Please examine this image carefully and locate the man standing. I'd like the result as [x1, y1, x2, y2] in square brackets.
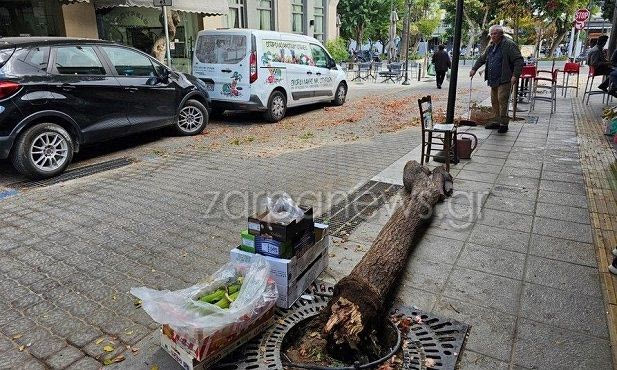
[470, 25, 523, 133]
[432, 45, 451, 89]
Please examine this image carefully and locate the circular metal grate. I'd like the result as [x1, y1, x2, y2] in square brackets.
[215, 282, 469, 370]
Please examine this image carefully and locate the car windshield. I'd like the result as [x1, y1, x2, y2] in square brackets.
[0, 47, 15, 68]
[195, 34, 247, 64]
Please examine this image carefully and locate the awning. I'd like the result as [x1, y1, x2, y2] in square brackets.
[59, 0, 90, 3]
[92, 0, 228, 15]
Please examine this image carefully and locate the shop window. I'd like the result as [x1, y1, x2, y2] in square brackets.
[314, 0, 326, 41]
[292, 0, 305, 34]
[101, 46, 156, 77]
[54, 46, 106, 75]
[226, 0, 246, 28]
[257, 0, 274, 31]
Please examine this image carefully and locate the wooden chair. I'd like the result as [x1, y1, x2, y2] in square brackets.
[418, 96, 457, 172]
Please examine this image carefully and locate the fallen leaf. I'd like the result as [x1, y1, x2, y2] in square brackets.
[425, 358, 436, 367]
[12, 334, 22, 340]
[18, 345, 25, 352]
[150, 365, 159, 370]
[125, 330, 134, 335]
[95, 338, 104, 345]
[103, 354, 126, 365]
[309, 332, 319, 338]
[134, 300, 142, 308]
[103, 345, 114, 352]
[131, 347, 139, 353]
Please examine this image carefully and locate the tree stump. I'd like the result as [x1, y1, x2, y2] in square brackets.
[321, 161, 453, 356]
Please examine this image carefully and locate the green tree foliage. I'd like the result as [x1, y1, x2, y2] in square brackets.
[325, 38, 350, 62]
[338, 0, 383, 50]
[441, 0, 500, 55]
[530, 0, 588, 56]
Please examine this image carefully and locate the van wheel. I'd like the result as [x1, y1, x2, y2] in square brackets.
[332, 83, 347, 106]
[264, 91, 286, 123]
[175, 99, 208, 136]
[11, 123, 74, 179]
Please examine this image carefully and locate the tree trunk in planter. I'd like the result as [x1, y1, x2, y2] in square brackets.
[321, 161, 453, 354]
[152, 9, 180, 62]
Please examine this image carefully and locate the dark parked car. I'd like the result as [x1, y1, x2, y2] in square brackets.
[0, 37, 210, 179]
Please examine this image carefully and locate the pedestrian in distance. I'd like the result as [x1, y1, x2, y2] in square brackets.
[469, 25, 523, 134]
[432, 44, 451, 89]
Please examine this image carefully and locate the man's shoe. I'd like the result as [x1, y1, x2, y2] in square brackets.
[599, 84, 609, 92]
[609, 89, 617, 98]
[485, 122, 500, 129]
[497, 124, 509, 133]
[609, 256, 617, 275]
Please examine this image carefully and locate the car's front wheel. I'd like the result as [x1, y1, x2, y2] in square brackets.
[11, 123, 74, 179]
[332, 83, 347, 106]
[175, 99, 208, 136]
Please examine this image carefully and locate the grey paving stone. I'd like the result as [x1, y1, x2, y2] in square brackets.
[45, 345, 84, 369]
[539, 179, 586, 195]
[457, 243, 526, 279]
[520, 283, 608, 338]
[476, 208, 533, 233]
[0, 349, 34, 368]
[65, 356, 101, 370]
[541, 170, 585, 184]
[468, 224, 529, 253]
[27, 335, 67, 360]
[411, 234, 465, 264]
[468, 156, 507, 166]
[525, 255, 602, 298]
[533, 216, 592, 243]
[462, 162, 503, 174]
[456, 170, 499, 183]
[490, 184, 538, 202]
[393, 285, 437, 312]
[425, 220, 474, 241]
[503, 159, 543, 170]
[537, 189, 588, 208]
[534, 202, 590, 224]
[346, 221, 385, 245]
[66, 324, 103, 349]
[512, 319, 612, 370]
[442, 267, 520, 314]
[494, 174, 539, 189]
[433, 297, 516, 362]
[483, 194, 536, 215]
[529, 234, 596, 267]
[475, 149, 510, 159]
[401, 258, 453, 293]
[19, 358, 47, 370]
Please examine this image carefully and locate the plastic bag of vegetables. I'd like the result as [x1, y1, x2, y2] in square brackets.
[130, 255, 277, 343]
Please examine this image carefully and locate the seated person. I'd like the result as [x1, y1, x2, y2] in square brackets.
[587, 35, 612, 92]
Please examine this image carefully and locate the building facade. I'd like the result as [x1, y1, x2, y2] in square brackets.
[1, 1, 339, 72]
[203, 0, 340, 42]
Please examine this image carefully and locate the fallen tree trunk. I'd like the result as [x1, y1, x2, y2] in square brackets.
[321, 161, 453, 355]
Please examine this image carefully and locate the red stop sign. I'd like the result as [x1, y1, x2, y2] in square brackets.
[575, 9, 590, 22]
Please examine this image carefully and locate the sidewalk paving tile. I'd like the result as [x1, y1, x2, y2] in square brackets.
[410, 234, 465, 264]
[525, 255, 602, 298]
[537, 188, 589, 208]
[433, 297, 516, 362]
[476, 208, 534, 233]
[520, 282, 608, 338]
[468, 224, 530, 253]
[512, 319, 611, 370]
[490, 184, 538, 202]
[529, 234, 596, 267]
[442, 267, 520, 314]
[457, 243, 526, 279]
[532, 216, 592, 243]
[483, 195, 536, 215]
[534, 202, 591, 224]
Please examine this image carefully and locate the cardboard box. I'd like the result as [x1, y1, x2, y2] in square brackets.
[248, 205, 314, 243]
[239, 230, 255, 253]
[275, 249, 329, 309]
[231, 224, 328, 287]
[160, 307, 274, 370]
[230, 224, 329, 309]
[254, 227, 314, 259]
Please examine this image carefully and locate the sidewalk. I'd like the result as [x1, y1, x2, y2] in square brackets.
[324, 95, 616, 368]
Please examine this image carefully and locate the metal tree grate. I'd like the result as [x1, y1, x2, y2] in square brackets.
[9, 157, 135, 189]
[215, 282, 469, 370]
[318, 180, 403, 239]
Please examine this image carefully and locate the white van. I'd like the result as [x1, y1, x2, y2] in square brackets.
[193, 29, 348, 122]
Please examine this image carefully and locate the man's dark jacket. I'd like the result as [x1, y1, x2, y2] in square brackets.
[473, 37, 524, 84]
[432, 50, 451, 72]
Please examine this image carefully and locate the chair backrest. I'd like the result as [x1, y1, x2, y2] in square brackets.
[563, 62, 580, 74]
[373, 61, 383, 70]
[418, 96, 434, 131]
[520, 65, 537, 78]
[389, 62, 403, 73]
[358, 62, 371, 71]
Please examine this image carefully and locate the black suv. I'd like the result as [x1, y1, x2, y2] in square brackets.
[0, 37, 211, 179]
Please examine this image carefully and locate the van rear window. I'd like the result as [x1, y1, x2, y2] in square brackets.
[195, 35, 247, 64]
[0, 47, 15, 68]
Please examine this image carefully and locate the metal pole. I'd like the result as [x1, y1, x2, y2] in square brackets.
[402, 0, 412, 85]
[446, 0, 463, 124]
[608, 0, 617, 57]
[163, 5, 172, 67]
